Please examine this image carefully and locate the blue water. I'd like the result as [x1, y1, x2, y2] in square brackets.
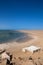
[0, 30, 32, 43]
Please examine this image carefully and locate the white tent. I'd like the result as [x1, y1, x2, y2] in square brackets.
[22, 45, 41, 53]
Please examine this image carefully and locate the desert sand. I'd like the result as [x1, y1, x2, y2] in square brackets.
[0, 30, 43, 65]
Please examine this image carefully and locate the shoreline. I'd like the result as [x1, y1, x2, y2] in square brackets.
[0, 33, 38, 50]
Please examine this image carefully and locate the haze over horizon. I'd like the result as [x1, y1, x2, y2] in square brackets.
[0, 0, 43, 30]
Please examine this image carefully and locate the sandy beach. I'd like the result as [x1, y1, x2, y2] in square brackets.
[0, 30, 43, 65]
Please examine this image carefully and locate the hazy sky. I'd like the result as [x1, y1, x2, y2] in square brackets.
[0, 0, 43, 30]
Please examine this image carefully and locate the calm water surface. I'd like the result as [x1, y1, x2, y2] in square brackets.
[0, 30, 32, 43]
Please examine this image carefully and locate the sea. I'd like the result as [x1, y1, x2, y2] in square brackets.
[0, 30, 32, 43]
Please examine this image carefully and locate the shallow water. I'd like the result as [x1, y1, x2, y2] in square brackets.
[0, 30, 32, 43]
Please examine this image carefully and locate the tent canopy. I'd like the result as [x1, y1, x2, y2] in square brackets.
[22, 45, 41, 53]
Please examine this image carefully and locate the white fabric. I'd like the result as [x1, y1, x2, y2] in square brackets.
[22, 45, 40, 53]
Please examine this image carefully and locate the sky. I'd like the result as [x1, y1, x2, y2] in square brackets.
[0, 0, 43, 30]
